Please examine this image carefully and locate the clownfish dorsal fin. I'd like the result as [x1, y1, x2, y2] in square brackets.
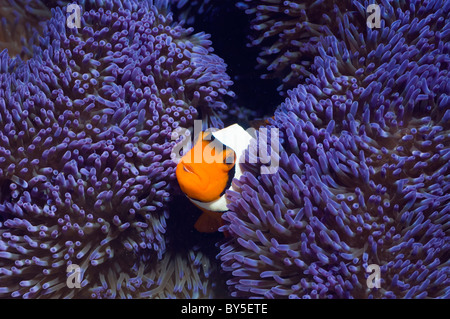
[211, 124, 253, 182]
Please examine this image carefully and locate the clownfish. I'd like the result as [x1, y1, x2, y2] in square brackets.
[176, 124, 253, 233]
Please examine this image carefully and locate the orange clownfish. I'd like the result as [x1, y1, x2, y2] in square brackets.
[176, 124, 253, 233]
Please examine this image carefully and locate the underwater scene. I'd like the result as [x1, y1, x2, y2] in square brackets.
[0, 0, 449, 300]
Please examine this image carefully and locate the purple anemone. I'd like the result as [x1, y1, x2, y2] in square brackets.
[0, 0, 58, 59]
[0, 0, 232, 298]
[219, 0, 449, 298]
[169, 0, 214, 25]
[88, 247, 217, 299]
[236, 0, 357, 93]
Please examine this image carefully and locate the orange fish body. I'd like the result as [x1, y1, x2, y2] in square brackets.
[176, 124, 253, 233]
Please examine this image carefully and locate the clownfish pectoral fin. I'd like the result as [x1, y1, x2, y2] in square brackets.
[194, 211, 224, 233]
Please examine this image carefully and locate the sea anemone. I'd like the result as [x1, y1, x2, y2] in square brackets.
[0, 0, 64, 59]
[169, 0, 214, 26]
[88, 246, 217, 299]
[237, 0, 359, 93]
[0, 0, 233, 298]
[219, 0, 449, 298]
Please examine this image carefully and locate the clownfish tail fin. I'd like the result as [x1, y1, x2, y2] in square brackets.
[194, 211, 224, 233]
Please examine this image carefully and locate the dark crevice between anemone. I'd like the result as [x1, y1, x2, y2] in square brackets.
[184, 0, 283, 120]
[0, 179, 13, 223]
[0, 178, 12, 202]
[0, 0, 63, 59]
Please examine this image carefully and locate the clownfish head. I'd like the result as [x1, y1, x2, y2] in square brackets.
[175, 124, 254, 234]
[176, 132, 236, 203]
